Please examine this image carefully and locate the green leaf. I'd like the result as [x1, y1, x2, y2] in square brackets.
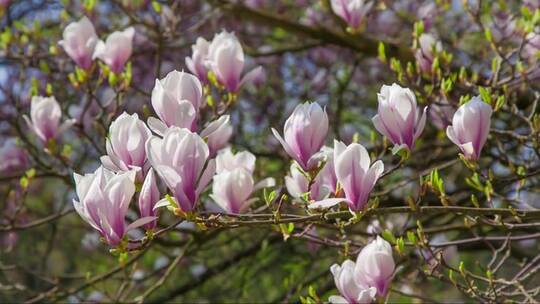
[381, 229, 396, 244]
[495, 95, 505, 111]
[151, 1, 161, 13]
[396, 237, 405, 253]
[378, 42, 386, 63]
[407, 231, 417, 245]
[478, 86, 492, 104]
[459, 261, 465, 274]
[471, 194, 480, 208]
[449, 269, 456, 284]
[522, 5, 532, 19]
[484, 28, 493, 43]
[465, 173, 484, 191]
[20, 176, 29, 190]
[414, 21, 424, 37]
[30, 77, 38, 96]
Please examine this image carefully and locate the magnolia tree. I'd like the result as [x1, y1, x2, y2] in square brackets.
[2, 0, 540, 303]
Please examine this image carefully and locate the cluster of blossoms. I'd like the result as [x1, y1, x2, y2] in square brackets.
[185, 30, 263, 92]
[60, 20, 267, 248]
[41, 10, 496, 303]
[275, 84, 491, 215]
[59, 16, 134, 73]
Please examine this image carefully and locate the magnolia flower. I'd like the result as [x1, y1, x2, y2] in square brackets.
[185, 37, 210, 84]
[138, 169, 160, 230]
[329, 260, 377, 304]
[309, 141, 383, 212]
[215, 146, 256, 174]
[206, 30, 263, 92]
[59, 16, 98, 70]
[146, 127, 215, 212]
[93, 27, 135, 73]
[319, 146, 338, 195]
[272, 102, 329, 171]
[285, 147, 337, 201]
[73, 166, 156, 246]
[148, 70, 203, 134]
[200, 115, 233, 157]
[372, 83, 427, 152]
[211, 148, 274, 213]
[330, 0, 373, 31]
[415, 33, 442, 74]
[24, 96, 75, 144]
[355, 236, 395, 296]
[446, 96, 492, 160]
[100, 112, 151, 174]
[211, 168, 255, 214]
[285, 164, 325, 200]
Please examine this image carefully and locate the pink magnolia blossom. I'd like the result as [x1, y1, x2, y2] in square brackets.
[285, 163, 323, 200]
[59, 16, 98, 70]
[272, 102, 329, 171]
[211, 148, 274, 213]
[23, 96, 75, 144]
[215, 146, 256, 174]
[329, 259, 377, 304]
[93, 27, 135, 73]
[200, 115, 233, 157]
[334, 141, 383, 211]
[330, 0, 373, 31]
[206, 30, 263, 92]
[146, 127, 215, 212]
[372, 83, 427, 152]
[309, 141, 383, 212]
[446, 96, 492, 160]
[148, 70, 203, 134]
[138, 169, 160, 230]
[415, 33, 442, 74]
[73, 166, 156, 247]
[354, 236, 395, 296]
[285, 147, 337, 201]
[100, 112, 151, 174]
[211, 168, 255, 214]
[185, 37, 210, 84]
